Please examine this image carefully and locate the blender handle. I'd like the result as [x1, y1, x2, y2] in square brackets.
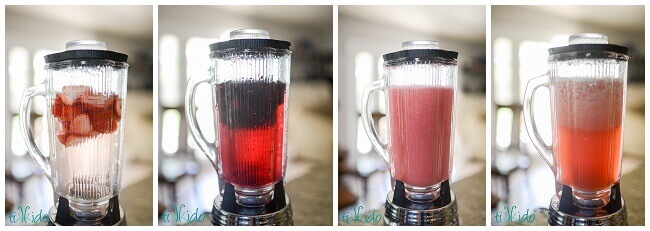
[523, 73, 555, 169]
[361, 80, 389, 167]
[185, 77, 218, 169]
[19, 83, 54, 183]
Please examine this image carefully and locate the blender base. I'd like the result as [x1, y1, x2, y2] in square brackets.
[48, 196, 125, 226]
[384, 180, 459, 226]
[210, 182, 293, 226]
[548, 195, 627, 226]
[211, 194, 293, 226]
[548, 184, 627, 226]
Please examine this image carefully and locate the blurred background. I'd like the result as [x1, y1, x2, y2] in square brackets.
[4, 5, 153, 225]
[338, 6, 486, 225]
[491, 6, 645, 225]
[157, 5, 333, 225]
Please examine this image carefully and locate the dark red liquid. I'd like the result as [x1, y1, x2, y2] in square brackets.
[215, 81, 286, 188]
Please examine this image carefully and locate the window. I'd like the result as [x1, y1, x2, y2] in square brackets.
[159, 34, 181, 107]
[495, 107, 513, 150]
[185, 37, 218, 81]
[493, 38, 513, 105]
[9, 47, 30, 114]
[354, 52, 374, 113]
[185, 37, 218, 145]
[518, 41, 550, 103]
[376, 56, 386, 114]
[32, 49, 54, 115]
[11, 116, 27, 156]
[161, 109, 182, 155]
[356, 116, 372, 154]
[518, 41, 552, 145]
[354, 52, 389, 155]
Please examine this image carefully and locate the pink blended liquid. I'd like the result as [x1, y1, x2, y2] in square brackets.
[553, 78, 624, 192]
[389, 85, 454, 187]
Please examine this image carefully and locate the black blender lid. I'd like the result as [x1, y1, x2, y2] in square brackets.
[548, 33, 628, 56]
[383, 40, 458, 62]
[45, 40, 128, 63]
[209, 29, 291, 52]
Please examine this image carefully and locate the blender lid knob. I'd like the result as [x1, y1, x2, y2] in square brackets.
[401, 40, 440, 50]
[569, 33, 608, 45]
[230, 29, 271, 40]
[65, 40, 107, 51]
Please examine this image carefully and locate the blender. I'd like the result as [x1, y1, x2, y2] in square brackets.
[19, 40, 129, 226]
[361, 40, 459, 225]
[185, 29, 293, 226]
[523, 33, 629, 226]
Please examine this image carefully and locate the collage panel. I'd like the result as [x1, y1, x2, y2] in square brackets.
[0, 1, 648, 229]
[490, 5, 645, 226]
[4, 5, 154, 226]
[157, 5, 333, 226]
[337, 5, 487, 226]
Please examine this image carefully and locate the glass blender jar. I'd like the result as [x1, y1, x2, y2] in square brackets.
[185, 29, 293, 225]
[523, 33, 628, 225]
[20, 40, 128, 225]
[361, 40, 459, 225]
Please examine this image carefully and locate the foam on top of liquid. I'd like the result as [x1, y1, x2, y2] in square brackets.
[553, 78, 624, 131]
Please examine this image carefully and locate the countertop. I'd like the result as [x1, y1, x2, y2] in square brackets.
[453, 169, 487, 225]
[339, 169, 487, 226]
[190, 163, 334, 226]
[497, 165, 645, 226]
[121, 175, 154, 226]
[5, 174, 152, 226]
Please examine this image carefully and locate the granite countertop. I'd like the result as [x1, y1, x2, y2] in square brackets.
[9, 174, 153, 226]
[501, 165, 645, 226]
[453, 169, 487, 225]
[285, 164, 334, 225]
[339, 169, 487, 226]
[191, 163, 334, 226]
[621, 165, 645, 225]
[121, 176, 153, 226]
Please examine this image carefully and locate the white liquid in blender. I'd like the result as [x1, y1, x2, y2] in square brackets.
[54, 133, 120, 202]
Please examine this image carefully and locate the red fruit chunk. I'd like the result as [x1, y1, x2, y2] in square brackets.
[81, 94, 114, 111]
[69, 114, 92, 135]
[90, 109, 117, 134]
[56, 130, 67, 145]
[113, 98, 122, 120]
[61, 103, 85, 123]
[52, 94, 65, 118]
[61, 85, 90, 105]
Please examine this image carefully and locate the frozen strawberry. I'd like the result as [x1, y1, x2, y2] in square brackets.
[60, 103, 85, 123]
[113, 98, 122, 120]
[90, 109, 116, 134]
[69, 114, 92, 135]
[61, 85, 90, 105]
[109, 119, 119, 133]
[52, 94, 65, 119]
[56, 130, 68, 145]
[81, 94, 114, 111]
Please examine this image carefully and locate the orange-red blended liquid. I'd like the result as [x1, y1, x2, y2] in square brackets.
[389, 85, 454, 187]
[553, 78, 624, 192]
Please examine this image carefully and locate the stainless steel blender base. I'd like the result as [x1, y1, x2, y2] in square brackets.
[48, 205, 126, 226]
[211, 194, 293, 226]
[548, 195, 627, 226]
[384, 190, 459, 226]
